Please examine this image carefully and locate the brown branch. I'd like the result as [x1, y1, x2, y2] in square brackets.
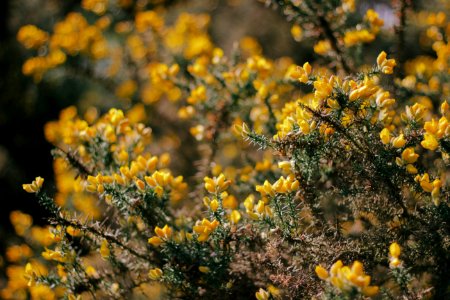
[52, 147, 94, 178]
[54, 215, 153, 262]
[300, 104, 410, 217]
[394, 0, 411, 77]
[317, 15, 352, 74]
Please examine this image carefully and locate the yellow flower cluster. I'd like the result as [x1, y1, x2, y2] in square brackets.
[255, 175, 300, 198]
[45, 107, 151, 165]
[135, 10, 164, 32]
[16, 25, 48, 49]
[365, 9, 384, 33]
[204, 173, 231, 194]
[82, 0, 108, 15]
[315, 260, 379, 297]
[164, 13, 213, 59]
[344, 29, 375, 47]
[377, 51, 397, 74]
[51, 13, 108, 58]
[42, 247, 73, 263]
[148, 225, 173, 247]
[18, 12, 110, 80]
[10, 2, 450, 299]
[415, 173, 443, 205]
[421, 115, 449, 151]
[22, 49, 66, 80]
[244, 195, 273, 221]
[1, 212, 68, 299]
[193, 218, 220, 242]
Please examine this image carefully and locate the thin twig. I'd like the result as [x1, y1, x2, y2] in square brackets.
[54, 215, 152, 262]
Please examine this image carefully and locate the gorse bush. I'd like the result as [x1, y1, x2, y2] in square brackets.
[2, 0, 450, 299]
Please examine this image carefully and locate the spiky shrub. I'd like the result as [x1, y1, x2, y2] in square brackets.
[3, 0, 449, 299]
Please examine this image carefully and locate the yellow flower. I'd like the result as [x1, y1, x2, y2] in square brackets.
[314, 40, 331, 55]
[10, 211, 33, 236]
[193, 218, 219, 242]
[24, 263, 37, 287]
[441, 101, 449, 114]
[66, 226, 81, 237]
[291, 24, 303, 41]
[115, 80, 137, 99]
[403, 103, 427, 122]
[389, 242, 401, 258]
[431, 185, 441, 205]
[135, 178, 146, 191]
[42, 248, 70, 263]
[209, 199, 219, 212]
[230, 210, 241, 224]
[424, 118, 439, 135]
[23, 176, 44, 193]
[349, 77, 378, 101]
[362, 286, 380, 297]
[148, 268, 163, 280]
[255, 288, 270, 300]
[6, 244, 33, 263]
[314, 77, 334, 100]
[199, 266, 210, 273]
[290, 62, 312, 83]
[316, 260, 378, 297]
[344, 29, 375, 47]
[100, 239, 110, 259]
[406, 164, 418, 174]
[155, 225, 173, 239]
[271, 175, 300, 194]
[315, 265, 329, 280]
[204, 174, 231, 194]
[389, 242, 402, 268]
[392, 134, 406, 148]
[86, 265, 99, 278]
[148, 236, 163, 247]
[187, 85, 207, 104]
[401, 148, 419, 164]
[377, 51, 397, 74]
[421, 133, 439, 150]
[255, 180, 275, 197]
[17, 25, 48, 49]
[222, 194, 238, 209]
[379, 128, 391, 145]
[135, 11, 164, 32]
[267, 285, 281, 298]
[375, 91, 395, 108]
[414, 173, 436, 193]
[82, 0, 108, 15]
[365, 9, 384, 29]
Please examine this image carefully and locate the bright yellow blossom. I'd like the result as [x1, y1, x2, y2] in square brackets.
[380, 128, 391, 145]
[290, 24, 303, 41]
[192, 218, 219, 242]
[421, 133, 439, 150]
[148, 268, 163, 280]
[290, 62, 312, 83]
[377, 51, 396, 74]
[401, 147, 419, 164]
[22, 177, 44, 193]
[389, 242, 402, 268]
[392, 134, 406, 148]
[316, 260, 379, 297]
[204, 173, 231, 194]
